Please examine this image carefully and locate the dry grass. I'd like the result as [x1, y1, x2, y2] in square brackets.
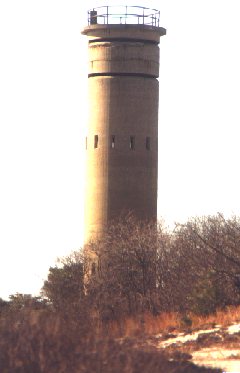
[1, 304, 239, 372]
[107, 306, 240, 338]
[108, 312, 181, 338]
[0, 309, 220, 373]
[143, 312, 181, 334]
[190, 305, 240, 329]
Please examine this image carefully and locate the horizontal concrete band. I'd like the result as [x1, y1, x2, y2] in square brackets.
[81, 25, 166, 44]
[89, 38, 159, 45]
[88, 72, 157, 79]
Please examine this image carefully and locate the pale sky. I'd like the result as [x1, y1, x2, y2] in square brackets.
[1, 0, 240, 299]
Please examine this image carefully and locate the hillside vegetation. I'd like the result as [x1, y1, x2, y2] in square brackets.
[1, 213, 240, 372]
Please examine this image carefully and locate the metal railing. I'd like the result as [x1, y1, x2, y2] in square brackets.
[87, 6, 160, 27]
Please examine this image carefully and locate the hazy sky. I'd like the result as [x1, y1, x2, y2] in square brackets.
[1, 0, 240, 299]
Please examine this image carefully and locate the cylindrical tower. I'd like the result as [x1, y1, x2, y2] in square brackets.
[82, 6, 166, 243]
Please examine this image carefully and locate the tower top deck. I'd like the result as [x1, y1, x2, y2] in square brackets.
[86, 5, 161, 27]
[81, 6, 166, 42]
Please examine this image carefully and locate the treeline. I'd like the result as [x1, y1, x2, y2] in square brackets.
[43, 213, 240, 320]
[2, 213, 240, 320]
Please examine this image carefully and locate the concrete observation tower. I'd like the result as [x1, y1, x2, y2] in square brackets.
[82, 6, 166, 243]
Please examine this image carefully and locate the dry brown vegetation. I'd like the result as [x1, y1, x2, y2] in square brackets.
[0, 308, 221, 373]
[2, 213, 240, 372]
[107, 305, 240, 339]
[190, 305, 240, 329]
[83, 213, 240, 321]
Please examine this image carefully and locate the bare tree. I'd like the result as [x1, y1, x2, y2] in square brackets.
[170, 214, 240, 313]
[85, 214, 161, 320]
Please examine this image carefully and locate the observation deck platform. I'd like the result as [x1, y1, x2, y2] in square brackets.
[81, 6, 166, 42]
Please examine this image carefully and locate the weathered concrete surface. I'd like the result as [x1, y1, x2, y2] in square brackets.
[88, 41, 160, 77]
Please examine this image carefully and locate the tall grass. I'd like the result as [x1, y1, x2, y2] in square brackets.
[0, 308, 220, 373]
[107, 312, 181, 338]
[106, 306, 240, 338]
[190, 305, 240, 328]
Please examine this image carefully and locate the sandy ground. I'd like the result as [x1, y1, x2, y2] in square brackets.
[145, 323, 240, 372]
[158, 327, 220, 348]
[192, 347, 240, 372]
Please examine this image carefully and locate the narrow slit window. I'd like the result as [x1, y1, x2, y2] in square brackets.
[94, 135, 98, 149]
[85, 137, 88, 150]
[91, 262, 96, 275]
[130, 136, 135, 150]
[146, 136, 151, 150]
[111, 135, 115, 149]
